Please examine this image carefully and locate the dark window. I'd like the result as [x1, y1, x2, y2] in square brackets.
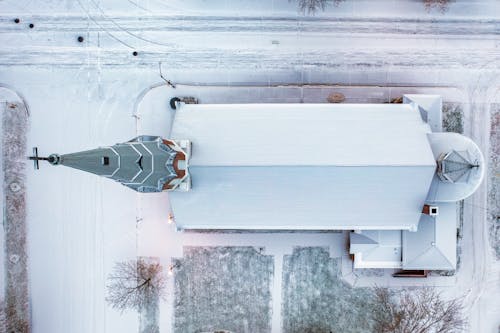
[102, 156, 109, 165]
[431, 208, 437, 214]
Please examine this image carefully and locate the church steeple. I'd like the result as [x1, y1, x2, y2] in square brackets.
[31, 136, 190, 192]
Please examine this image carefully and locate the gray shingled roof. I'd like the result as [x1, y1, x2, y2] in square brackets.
[56, 136, 183, 192]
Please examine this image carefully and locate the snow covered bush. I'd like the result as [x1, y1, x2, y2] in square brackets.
[423, 0, 453, 12]
[442, 103, 464, 133]
[371, 287, 467, 333]
[292, 0, 452, 13]
[291, 0, 343, 15]
[106, 259, 165, 313]
[0, 300, 5, 333]
[489, 105, 500, 259]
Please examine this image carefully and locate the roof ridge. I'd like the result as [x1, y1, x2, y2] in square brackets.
[405, 244, 453, 269]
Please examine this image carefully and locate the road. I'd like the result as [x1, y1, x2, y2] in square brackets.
[459, 80, 499, 333]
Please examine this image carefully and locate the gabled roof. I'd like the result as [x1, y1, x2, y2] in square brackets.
[171, 103, 436, 167]
[170, 165, 435, 231]
[170, 102, 436, 231]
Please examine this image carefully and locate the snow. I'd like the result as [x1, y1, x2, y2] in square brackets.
[282, 247, 374, 333]
[171, 165, 435, 231]
[350, 231, 403, 269]
[169, 101, 438, 231]
[173, 247, 273, 333]
[0, 0, 499, 332]
[172, 103, 435, 166]
[403, 203, 457, 270]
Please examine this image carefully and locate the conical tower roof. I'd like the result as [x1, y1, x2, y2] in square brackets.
[49, 136, 190, 192]
[438, 150, 479, 183]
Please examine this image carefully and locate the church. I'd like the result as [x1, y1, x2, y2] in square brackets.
[35, 95, 484, 272]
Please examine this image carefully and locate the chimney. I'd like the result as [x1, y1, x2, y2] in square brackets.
[422, 204, 439, 216]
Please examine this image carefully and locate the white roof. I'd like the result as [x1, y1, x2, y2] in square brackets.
[171, 103, 436, 167]
[349, 232, 379, 253]
[403, 203, 457, 270]
[403, 95, 443, 133]
[169, 102, 437, 230]
[170, 165, 435, 230]
[350, 230, 402, 269]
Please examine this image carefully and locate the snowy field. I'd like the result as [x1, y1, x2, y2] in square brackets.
[174, 247, 273, 332]
[1, 0, 499, 332]
[282, 247, 373, 333]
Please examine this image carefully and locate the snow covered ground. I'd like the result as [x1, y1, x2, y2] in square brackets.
[1, 0, 499, 332]
[173, 247, 273, 332]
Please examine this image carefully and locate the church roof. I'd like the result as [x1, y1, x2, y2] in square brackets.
[56, 136, 190, 192]
[402, 203, 457, 270]
[426, 132, 485, 203]
[171, 103, 436, 167]
[438, 150, 478, 183]
[170, 165, 434, 230]
[169, 102, 436, 231]
[350, 230, 402, 264]
[349, 232, 379, 253]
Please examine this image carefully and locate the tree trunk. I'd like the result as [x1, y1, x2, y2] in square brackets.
[138, 257, 160, 333]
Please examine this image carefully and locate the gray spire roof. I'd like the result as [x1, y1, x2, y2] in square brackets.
[437, 150, 479, 183]
[51, 135, 190, 192]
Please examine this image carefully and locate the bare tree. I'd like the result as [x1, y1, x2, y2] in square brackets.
[423, 0, 453, 12]
[291, 0, 343, 15]
[106, 259, 166, 312]
[371, 287, 467, 333]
